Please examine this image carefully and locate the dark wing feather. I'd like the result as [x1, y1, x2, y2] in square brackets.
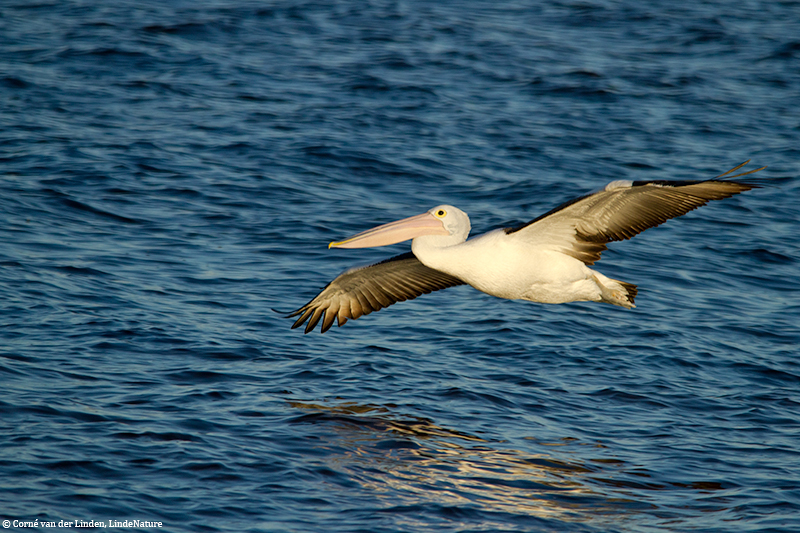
[506, 161, 764, 265]
[285, 252, 464, 333]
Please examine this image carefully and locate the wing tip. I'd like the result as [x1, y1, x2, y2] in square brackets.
[631, 160, 766, 189]
[714, 159, 767, 180]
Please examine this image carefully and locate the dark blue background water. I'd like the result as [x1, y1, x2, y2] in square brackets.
[1, 1, 799, 531]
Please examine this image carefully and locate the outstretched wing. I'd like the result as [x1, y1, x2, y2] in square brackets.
[506, 161, 764, 265]
[284, 252, 465, 333]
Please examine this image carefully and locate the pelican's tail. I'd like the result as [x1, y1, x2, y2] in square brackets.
[593, 273, 637, 309]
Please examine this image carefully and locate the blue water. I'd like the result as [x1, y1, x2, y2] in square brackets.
[1, 1, 799, 531]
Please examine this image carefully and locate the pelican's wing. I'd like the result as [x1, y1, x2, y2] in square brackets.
[506, 161, 764, 265]
[284, 252, 465, 333]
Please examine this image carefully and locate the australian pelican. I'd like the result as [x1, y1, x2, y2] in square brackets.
[284, 161, 764, 333]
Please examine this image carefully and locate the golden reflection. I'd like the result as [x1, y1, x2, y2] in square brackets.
[288, 400, 632, 525]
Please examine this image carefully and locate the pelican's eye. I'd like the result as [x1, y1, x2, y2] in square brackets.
[435, 209, 447, 218]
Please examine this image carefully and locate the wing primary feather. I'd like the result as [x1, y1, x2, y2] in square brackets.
[359, 286, 381, 310]
[724, 166, 767, 180]
[321, 310, 336, 333]
[304, 308, 325, 334]
[349, 297, 364, 320]
[354, 292, 372, 316]
[291, 308, 314, 330]
[713, 160, 766, 179]
[715, 160, 751, 178]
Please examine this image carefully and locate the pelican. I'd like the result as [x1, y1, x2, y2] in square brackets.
[285, 161, 764, 333]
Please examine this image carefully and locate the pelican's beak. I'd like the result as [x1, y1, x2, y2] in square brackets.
[329, 212, 449, 249]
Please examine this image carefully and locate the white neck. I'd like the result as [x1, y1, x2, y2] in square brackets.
[411, 234, 471, 276]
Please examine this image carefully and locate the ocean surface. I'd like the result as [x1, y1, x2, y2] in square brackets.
[1, 1, 799, 531]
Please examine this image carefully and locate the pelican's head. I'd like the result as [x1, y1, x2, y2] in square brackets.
[329, 204, 470, 249]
